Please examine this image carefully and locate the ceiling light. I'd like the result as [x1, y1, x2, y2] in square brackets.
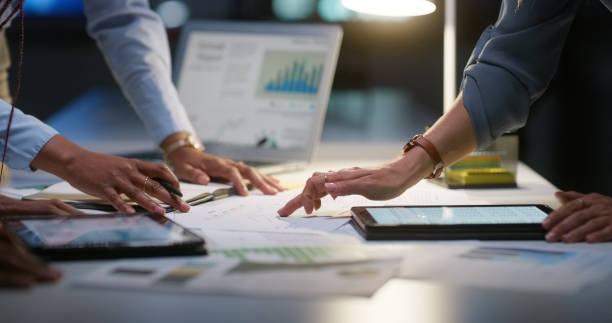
[341, 0, 436, 17]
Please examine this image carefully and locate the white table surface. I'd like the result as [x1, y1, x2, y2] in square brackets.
[2, 143, 612, 323]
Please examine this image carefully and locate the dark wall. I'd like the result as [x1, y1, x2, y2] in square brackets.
[519, 0, 612, 195]
[6, 0, 446, 121]
[6, 19, 115, 120]
[454, 0, 612, 195]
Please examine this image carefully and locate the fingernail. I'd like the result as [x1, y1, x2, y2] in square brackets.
[324, 183, 337, 192]
[40, 266, 62, 280]
[545, 232, 556, 242]
[541, 219, 550, 228]
[197, 175, 208, 184]
[126, 206, 136, 213]
[155, 206, 165, 214]
[181, 202, 191, 212]
[48, 266, 63, 279]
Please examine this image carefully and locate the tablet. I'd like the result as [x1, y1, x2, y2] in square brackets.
[2, 213, 206, 260]
[351, 205, 552, 240]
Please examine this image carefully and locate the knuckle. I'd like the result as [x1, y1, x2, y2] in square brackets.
[119, 162, 135, 173]
[585, 193, 601, 202]
[230, 166, 241, 177]
[126, 186, 140, 198]
[305, 177, 314, 186]
[102, 187, 117, 198]
[302, 191, 313, 200]
[110, 169, 123, 178]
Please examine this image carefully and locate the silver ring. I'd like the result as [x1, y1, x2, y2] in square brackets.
[143, 176, 150, 194]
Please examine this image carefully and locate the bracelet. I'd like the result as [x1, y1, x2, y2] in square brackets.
[402, 134, 444, 179]
[162, 134, 204, 157]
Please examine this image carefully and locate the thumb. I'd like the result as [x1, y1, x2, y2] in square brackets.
[555, 191, 584, 204]
[324, 179, 367, 198]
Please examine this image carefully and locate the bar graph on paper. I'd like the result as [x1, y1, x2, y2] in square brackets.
[256, 50, 326, 100]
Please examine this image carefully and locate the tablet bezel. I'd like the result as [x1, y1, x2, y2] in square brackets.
[1, 213, 207, 261]
[351, 205, 552, 240]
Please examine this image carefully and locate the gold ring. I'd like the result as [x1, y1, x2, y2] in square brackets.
[143, 176, 150, 194]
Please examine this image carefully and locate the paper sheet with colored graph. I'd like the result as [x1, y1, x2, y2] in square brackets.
[398, 244, 612, 294]
[75, 245, 408, 298]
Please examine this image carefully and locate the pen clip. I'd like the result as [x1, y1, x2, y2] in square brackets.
[188, 193, 214, 206]
[166, 182, 254, 211]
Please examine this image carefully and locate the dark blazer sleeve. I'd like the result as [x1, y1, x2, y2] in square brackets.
[460, 0, 583, 149]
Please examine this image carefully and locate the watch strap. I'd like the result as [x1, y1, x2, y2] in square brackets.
[403, 135, 444, 179]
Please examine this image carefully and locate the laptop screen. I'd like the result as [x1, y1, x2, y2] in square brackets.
[175, 23, 341, 162]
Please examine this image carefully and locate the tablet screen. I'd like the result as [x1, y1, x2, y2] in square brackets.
[366, 206, 548, 225]
[7, 213, 197, 248]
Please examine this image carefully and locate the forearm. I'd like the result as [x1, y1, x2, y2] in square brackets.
[424, 93, 477, 166]
[29, 135, 86, 179]
[31, 134, 191, 214]
[459, 0, 580, 148]
[83, 0, 195, 145]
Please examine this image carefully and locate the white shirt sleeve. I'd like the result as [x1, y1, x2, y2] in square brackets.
[0, 101, 58, 170]
[83, 0, 195, 145]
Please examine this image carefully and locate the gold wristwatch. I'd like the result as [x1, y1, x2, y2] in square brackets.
[162, 134, 204, 157]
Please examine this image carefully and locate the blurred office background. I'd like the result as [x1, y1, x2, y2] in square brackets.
[6, 0, 612, 194]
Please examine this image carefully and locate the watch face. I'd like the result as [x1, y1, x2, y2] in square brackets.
[187, 135, 204, 151]
[402, 142, 413, 154]
[402, 135, 422, 154]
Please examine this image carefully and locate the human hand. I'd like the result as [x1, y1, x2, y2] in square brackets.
[542, 191, 612, 243]
[0, 194, 83, 216]
[278, 150, 433, 217]
[0, 226, 62, 288]
[165, 148, 284, 196]
[61, 152, 191, 214]
[31, 135, 190, 214]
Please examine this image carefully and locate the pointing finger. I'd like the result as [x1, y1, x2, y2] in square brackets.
[277, 194, 304, 217]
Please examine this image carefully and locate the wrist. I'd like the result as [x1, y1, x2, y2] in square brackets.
[394, 147, 435, 189]
[402, 134, 444, 179]
[160, 132, 204, 158]
[30, 135, 86, 178]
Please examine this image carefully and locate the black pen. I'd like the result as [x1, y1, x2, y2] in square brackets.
[153, 177, 183, 197]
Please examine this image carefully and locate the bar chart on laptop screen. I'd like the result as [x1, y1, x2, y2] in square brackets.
[256, 51, 326, 100]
